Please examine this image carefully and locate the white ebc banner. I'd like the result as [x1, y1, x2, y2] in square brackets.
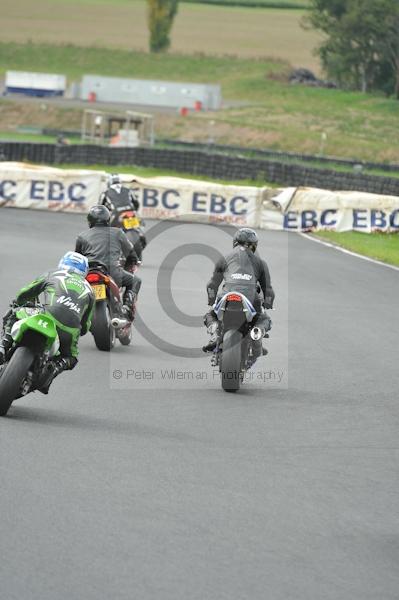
[0, 164, 263, 227]
[261, 187, 399, 232]
[3, 163, 398, 232]
[122, 174, 263, 227]
[0, 162, 105, 211]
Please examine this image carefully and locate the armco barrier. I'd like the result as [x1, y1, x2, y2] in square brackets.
[1, 141, 399, 196]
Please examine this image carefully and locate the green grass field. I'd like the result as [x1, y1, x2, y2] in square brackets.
[0, 42, 286, 84]
[1, 0, 399, 162]
[1, 41, 399, 162]
[0, 131, 78, 144]
[55, 163, 271, 187]
[314, 231, 399, 266]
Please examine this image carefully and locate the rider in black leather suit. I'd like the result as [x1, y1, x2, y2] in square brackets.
[75, 205, 141, 320]
[203, 228, 274, 353]
[99, 174, 140, 222]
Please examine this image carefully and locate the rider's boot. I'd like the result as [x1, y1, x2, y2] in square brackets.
[262, 318, 272, 355]
[257, 314, 272, 358]
[0, 333, 13, 365]
[202, 321, 219, 353]
[123, 290, 137, 322]
[258, 330, 270, 357]
[37, 357, 77, 395]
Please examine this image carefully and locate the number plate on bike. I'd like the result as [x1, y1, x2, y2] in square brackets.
[123, 216, 140, 229]
[92, 284, 106, 300]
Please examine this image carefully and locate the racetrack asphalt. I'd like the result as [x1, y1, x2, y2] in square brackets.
[0, 208, 398, 600]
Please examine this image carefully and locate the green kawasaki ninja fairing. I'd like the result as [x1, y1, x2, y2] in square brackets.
[0, 305, 59, 416]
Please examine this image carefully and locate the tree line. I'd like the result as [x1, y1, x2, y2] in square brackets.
[305, 0, 399, 98]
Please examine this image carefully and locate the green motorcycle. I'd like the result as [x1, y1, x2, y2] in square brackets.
[0, 304, 59, 416]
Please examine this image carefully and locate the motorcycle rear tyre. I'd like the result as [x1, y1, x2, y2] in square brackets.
[91, 301, 115, 352]
[221, 330, 242, 393]
[0, 347, 35, 416]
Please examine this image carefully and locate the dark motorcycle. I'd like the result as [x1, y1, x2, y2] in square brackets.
[210, 292, 266, 393]
[86, 261, 132, 351]
[111, 208, 147, 261]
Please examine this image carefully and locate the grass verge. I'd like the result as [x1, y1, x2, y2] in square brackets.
[0, 132, 82, 144]
[313, 231, 399, 267]
[54, 163, 272, 187]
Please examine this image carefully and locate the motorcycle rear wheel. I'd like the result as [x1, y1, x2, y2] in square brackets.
[0, 347, 35, 416]
[126, 229, 143, 261]
[221, 330, 242, 393]
[91, 301, 115, 352]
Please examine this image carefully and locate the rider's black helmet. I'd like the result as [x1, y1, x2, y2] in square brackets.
[233, 228, 259, 253]
[87, 205, 110, 228]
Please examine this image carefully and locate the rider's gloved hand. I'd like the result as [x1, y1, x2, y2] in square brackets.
[263, 297, 274, 310]
[3, 301, 18, 325]
[207, 287, 216, 306]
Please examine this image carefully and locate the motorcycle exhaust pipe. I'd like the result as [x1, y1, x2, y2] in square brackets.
[250, 326, 264, 341]
[111, 317, 130, 329]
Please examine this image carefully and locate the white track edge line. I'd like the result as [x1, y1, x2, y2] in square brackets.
[299, 232, 399, 273]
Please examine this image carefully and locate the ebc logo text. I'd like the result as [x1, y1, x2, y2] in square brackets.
[141, 188, 249, 216]
[0, 180, 17, 201]
[30, 180, 87, 202]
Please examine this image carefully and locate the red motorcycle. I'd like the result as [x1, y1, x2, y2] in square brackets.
[86, 261, 132, 351]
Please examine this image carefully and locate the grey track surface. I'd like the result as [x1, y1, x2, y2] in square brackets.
[0, 208, 398, 600]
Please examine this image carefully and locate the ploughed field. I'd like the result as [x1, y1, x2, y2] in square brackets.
[1, 0, 319, 68]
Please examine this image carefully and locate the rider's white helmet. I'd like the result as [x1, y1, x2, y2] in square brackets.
[58, 252, 89, 277]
